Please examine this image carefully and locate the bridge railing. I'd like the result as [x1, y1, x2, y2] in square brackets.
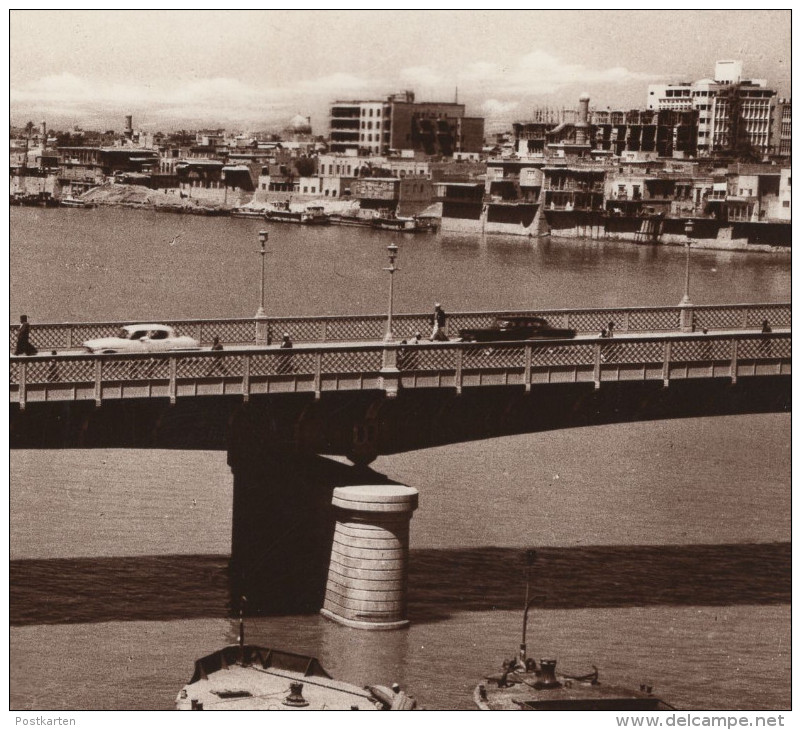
[8, 302, 791, 352]
[10, 332, 791, 408]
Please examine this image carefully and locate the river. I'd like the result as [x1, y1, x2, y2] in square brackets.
[9, 207, 791, 710]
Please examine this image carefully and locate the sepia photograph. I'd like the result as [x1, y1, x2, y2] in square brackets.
[9, 9, 791, 717]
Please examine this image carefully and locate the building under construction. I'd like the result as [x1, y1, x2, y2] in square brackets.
[513, 94, 698, 158]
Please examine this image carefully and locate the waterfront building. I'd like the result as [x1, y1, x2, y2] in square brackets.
[771, 99, 791, 158]
[329, 90, 484, 156]
[350, 176, 433, 216]
[724, 163, 790, 222]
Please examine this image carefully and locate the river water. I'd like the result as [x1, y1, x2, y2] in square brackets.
[9, 207, 791, 710]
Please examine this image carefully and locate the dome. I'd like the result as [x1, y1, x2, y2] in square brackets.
[288, 113, 312, 132]
[579, 92, 591, 102]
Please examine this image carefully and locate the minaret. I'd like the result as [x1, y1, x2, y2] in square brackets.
[576, 92, 590, 146]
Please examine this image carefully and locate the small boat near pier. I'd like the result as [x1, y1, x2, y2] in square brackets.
[474, 551, 674, 711]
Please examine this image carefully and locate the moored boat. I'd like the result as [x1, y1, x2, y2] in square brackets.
[300, 205, 330, 225]
[328, 213, 374, 227]
[177, 607, 417, 710]
[264, 202, 302, 223]
[474, 551, 674, 711]
[177, 644, 418, 710]
[372, 214, 425, 232]
[60, 196, 95, 208]
[231, 207, 267, 219]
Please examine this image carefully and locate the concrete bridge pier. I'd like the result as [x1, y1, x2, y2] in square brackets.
[321, 485, 419, 630]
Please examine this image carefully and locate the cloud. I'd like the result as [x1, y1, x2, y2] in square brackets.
[297, 72, 380, 94]
[10, 71, 380, 128]
[399, 66, 444, 87]
[482, 99, 519, 116]
[462, 49, 658, 96]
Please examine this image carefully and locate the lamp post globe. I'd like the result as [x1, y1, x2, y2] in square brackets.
[680, 220, 693, 306]
[384, 243, 400, 342]
[256, 230, 268, 318]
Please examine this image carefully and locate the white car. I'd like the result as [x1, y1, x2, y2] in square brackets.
[83, 324, 201, 354]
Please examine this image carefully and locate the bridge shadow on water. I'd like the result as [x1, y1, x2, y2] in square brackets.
[9, 542, 790, 627]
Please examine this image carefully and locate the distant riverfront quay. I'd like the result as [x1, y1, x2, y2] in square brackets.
[10, 206, 790, 710]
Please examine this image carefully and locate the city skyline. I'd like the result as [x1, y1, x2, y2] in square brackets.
[11, 10, 791, 133]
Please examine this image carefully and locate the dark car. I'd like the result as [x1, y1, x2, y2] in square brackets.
[459, 316, 577, 343]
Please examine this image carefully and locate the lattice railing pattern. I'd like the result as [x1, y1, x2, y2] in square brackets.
[628, 309, 680, 331]
[8, 303, 790, 352]
[409, 346, 459, 371]
[737, 336, 791, 360]
[9, 333, 792, 392]
[531, 343, 595, 366]
[320, 318, 386, 342]
[566, 311, 621, 333]
[176, 355, 244, 379]
[599, 340, 664, 364]
[462, 345, 525, 369]
[103, 357, 170, 381]
[247, 351, 316, 376]
[321, 349, 383, 373]
[195, 321, 257, 344]
[744, 305, 791, 328]
[694, 308, 745, 330]
[25, 358, 95, 383]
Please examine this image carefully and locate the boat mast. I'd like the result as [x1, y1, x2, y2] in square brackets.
[520, 550, 537, 664]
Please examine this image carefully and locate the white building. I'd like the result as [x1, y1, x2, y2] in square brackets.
[647, 62, 777, 157]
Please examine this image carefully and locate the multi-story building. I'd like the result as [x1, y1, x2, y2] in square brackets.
[329, 91, 484, 156]
[647, 61, 777, 158]
[514, 94, 697, 158]
[771, 98, 791, 157]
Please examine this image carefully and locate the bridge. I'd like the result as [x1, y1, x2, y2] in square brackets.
[10, 302, 791, 620]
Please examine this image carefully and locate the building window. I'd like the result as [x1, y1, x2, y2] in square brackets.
[369, 109, 373, 117]
[783, 200, 789, 207]
[303, 186, 308, 193]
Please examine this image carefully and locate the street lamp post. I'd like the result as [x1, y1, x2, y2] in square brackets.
[255, 230, 269, 343]
[679, 219, 694, 332]
[383, 243, 399, 343]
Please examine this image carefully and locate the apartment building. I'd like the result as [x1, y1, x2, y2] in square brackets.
[647, 61, 777, 157]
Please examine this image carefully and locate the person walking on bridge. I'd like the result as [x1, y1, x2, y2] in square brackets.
[277, 333, 294, 374]
[431, 303, 448, 341]
[206, 336, 229, 376]
[14, 314, 37, 356]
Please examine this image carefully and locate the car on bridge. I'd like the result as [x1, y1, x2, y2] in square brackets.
[83, 324, 201, 354]
[458, 316, 577, 343]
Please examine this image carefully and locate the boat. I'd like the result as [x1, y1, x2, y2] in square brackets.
[264, 202, 302, 224]
[371, 209, 429, 232]
[231, 207, 267, 219]
[300, 205, 330, 225]
[60, 196, 95, 209]
[176, 614, 417, 710]
[328, 213, 374, 228]
[474, 551, 674, 711]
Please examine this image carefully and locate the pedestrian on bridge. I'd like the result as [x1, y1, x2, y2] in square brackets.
[277, 333, 294, 374]
[206, 336, 229, 376]
[431, 303, 448, 341]
[14, 314, 37, 356]
[760, 319, 773, 357]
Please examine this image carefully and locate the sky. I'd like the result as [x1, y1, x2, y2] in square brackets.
[9, 10, 792, 134]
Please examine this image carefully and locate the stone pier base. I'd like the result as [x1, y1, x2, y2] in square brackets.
[321, 485, 418, 630]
